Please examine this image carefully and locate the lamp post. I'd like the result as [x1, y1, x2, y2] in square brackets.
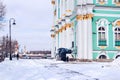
[9, 18, 16, 60]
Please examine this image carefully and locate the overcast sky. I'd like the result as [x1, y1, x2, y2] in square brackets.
[1, 0, 53, 51]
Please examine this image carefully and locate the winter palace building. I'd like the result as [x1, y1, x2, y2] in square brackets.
[51, 0, 120, 60]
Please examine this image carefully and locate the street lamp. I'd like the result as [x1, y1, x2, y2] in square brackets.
[9, 18, 16, 60]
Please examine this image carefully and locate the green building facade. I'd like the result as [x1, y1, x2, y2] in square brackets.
[51, 0, 120, 60]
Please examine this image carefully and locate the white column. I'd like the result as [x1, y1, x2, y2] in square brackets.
[87, 18, 92, 60]
[62, 0, 66, 16]
[66, 27, 72, 49]
[70, 0, 74, 12]
[55, 33, 59, 53]
[66, 0, 72, 16]
[83, 0, 87, 5]
[59, 31, 61, 48]
[77, 0, 83, 5]
[62, 30, 65, 47]
[66, 0, 69, 10]
[61, 21, 65, 48]
[83, 19, 88, 59]
[51, 37, 55, 58]
[69, 28, 73, 48]
[60, 0, 62, 18]
[59, 23, 63, 48]
[56, 0, 58, 19]
[87, 4, 94, 60]
[60, 32, 63, 47]
[61, 0, 63, 18]
[66, 28, 69, 48]
[61, 29, 66, 48]
[80, 5, 89, 60]
[51, 1, 56, 58]
[71, 27, 74, 47]
[77, 20, 83, 59]
[64, 29, 67, 48]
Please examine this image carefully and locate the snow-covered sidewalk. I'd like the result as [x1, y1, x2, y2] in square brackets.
[0, 58, 120, 80]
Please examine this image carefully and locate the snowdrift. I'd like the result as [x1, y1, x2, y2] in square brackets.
[111, 57, 120, 67]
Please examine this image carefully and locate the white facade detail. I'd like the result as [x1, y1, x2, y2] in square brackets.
[51, 0, 101, 60]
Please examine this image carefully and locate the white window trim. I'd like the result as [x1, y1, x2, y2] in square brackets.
[113, 26, 120, 47]
[97, 51, 109, 59]
[98, 27, 106, 40]
[112, 19, 120, 47]
[96, 18, 110, 47]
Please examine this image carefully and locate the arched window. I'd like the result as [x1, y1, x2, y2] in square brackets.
[115, 27, 120, 40]
[116, 55, 120, 59]
[114, 27, 120, 46]
[99, 55, 107, 59]
[113, 0, 120, 6]
[98, 27, 106, 40]
[98, 27, 107, 46]
[114, 0, 120, 3]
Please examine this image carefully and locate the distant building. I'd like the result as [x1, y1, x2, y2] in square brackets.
[26, 51, 51, 59]
[51, 0, 120, 60]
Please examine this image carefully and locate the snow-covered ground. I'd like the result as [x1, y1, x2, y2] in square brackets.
[0, 58, 120, 80]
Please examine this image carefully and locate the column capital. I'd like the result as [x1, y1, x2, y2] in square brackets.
[76, 15, 83, 20]
[51, 0, 55, 5]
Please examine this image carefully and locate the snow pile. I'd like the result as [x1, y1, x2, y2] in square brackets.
[0, 59, 120, 80]
[111, 57, 120, 67]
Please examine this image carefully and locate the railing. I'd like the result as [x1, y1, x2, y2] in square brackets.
[98, 40, 107, 46]
[115, 40, 120, 46]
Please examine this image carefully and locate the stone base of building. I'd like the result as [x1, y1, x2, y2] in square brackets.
[93, 59, 114, 62]
[70, 59, 113, 62]
[75, 59, 93, 62]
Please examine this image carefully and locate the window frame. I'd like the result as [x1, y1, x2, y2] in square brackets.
[114, 27, 120, 46]
[96, 18, 109, 47]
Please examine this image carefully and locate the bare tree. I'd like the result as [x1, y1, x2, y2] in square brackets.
[0, 0, 6, 28]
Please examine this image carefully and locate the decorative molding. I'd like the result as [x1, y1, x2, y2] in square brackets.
[58, 28, 62, 32]
[99, 46, 107, 49]
[51, 34, 55, 38]
[65, 23, 71, 28]
[76, 14, 94, 21]
[96, 0, 108, 5]
[116, 46, 120, 50]
[54, 10, 56, 16]
[87, 14, 94, 19]
[71, 22, 74, 27]
[96, 18, 110, 47]
[99, 1, 105, 5]
[62, 26, 66, 31]
[66, 10, 72, 12]
[62, 14, 66, 17]
[116, 21, 120, 26]
[76, 15, 83, 20]
[112, 19, 120, 27]
[115, 2, 120, 6]
[83, 15, 87, 20]
[96, 51, 109, 59]
[51, 0, 55, 5]
[96, 18, 110, 27]
[55, 31, 59, 34]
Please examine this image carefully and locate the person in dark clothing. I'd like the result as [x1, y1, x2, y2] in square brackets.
[16, 53, 19, 60]
[66, 56, 69, 62]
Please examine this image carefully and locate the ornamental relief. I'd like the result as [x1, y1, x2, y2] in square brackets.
[96, 18, 110, 27]
[96, 0, 108, 5]
[112, 19, 120, 27]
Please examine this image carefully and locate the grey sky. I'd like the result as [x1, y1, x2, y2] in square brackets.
[1, 0, 53, 51]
